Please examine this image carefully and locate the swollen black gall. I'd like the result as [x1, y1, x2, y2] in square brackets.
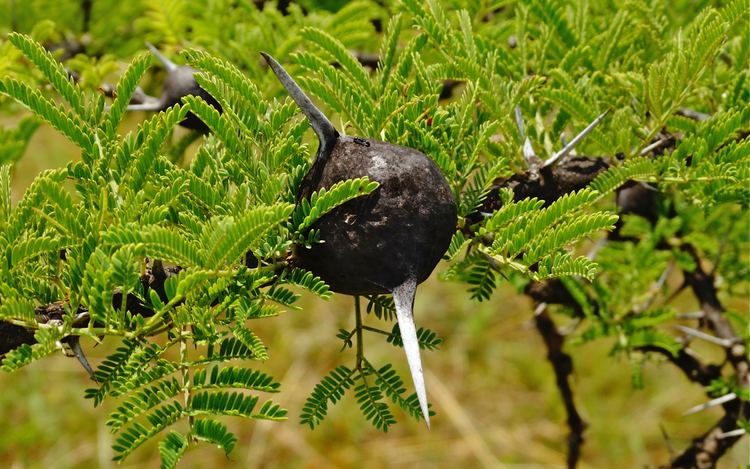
[262, 52, 457, 428]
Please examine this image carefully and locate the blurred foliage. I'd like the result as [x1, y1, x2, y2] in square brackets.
[0, 0, 748, 467]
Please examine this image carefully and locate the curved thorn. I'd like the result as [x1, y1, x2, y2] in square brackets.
[146, 41, 178, 72]
[392, 278, 430, 429]
[260, 52, 337, 161]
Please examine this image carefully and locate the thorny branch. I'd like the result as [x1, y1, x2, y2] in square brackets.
[0, 261, 181, 356]
[485, 132, 748, 468]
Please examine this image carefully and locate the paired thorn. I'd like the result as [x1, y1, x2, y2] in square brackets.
[514, 106, 609, 171]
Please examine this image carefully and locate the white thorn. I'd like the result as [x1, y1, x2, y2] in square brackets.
[392, 278, 430, 429]
[515, 106, 538, 161]
[543, 108, 611, 168]
[639, 138, 666, 156]
[675, 325, 734, 348]
[522, 137, 537, 160]
[126, 102, 163, 112]
[683, 392, 737, 416]
[514, 106, 525, 138]
[716, 428, 746, 439]
[676, 311, 704, 319]
[638, 181, 660, 192]
[146, 42, 178, 72]
[586, 237, 607, 261]
[533, 302, 547, 316]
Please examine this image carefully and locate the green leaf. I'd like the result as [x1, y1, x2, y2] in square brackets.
[189, 391, 259, 418]
[387, 324, 444, 350]
[158, 431, 188, 469]
[112, 401, 184, 462]
[627, 329, 682, 357]
[192, 366, 280, 393]
[106, 378, 182, 432]
[2, 327, 63, 372]
[281, 268, 331, 299]
[202, 204, 293, 269]
[291, 177, 379, 233]
[231, 326, 269, 361]
[0, 297, 36, 323]
[354, 379, 396, 432]
[101, 225, 204, 267]
[104, 52, 152, 135]
[10, 237, 60, 268]
[300, 365, 355, 429]
[368, 361, 425, 422]
[191, 419, 237, 455]
[8, 33, 89, 119]
[0, 78, 93, 152]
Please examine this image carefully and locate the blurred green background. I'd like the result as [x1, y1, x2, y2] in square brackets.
[0, 125, 746, 467]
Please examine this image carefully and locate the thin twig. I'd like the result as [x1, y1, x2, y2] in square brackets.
[354, 295, 363, 371]
[660, 424, 675, 460]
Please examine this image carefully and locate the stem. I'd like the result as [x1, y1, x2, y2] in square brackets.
[180, 326, 193, 438]
[362, 325, 392, 336]
[354, 295, 363, 371]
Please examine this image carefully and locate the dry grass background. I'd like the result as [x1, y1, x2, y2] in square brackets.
[0, 121, 747, 468]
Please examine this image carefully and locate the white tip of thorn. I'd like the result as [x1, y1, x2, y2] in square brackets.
[392, 278, 431, 429]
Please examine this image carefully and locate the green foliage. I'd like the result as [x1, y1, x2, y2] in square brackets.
[300, 365, 355, 429]
[0, 77, 93, 151]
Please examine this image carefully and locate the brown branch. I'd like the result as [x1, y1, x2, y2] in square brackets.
[534, 304, 586, 469]
[681, 244, 749, 385]
[636, 345, 722, 387]
[504, 151, 747, 468]
[465, 155, 610, 226]
[0, 262, 181, 356]
[662, 245, 750, 468]
[81, 0, 93, 33]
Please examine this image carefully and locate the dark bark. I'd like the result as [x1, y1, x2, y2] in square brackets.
[534, 306, 587, 469]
